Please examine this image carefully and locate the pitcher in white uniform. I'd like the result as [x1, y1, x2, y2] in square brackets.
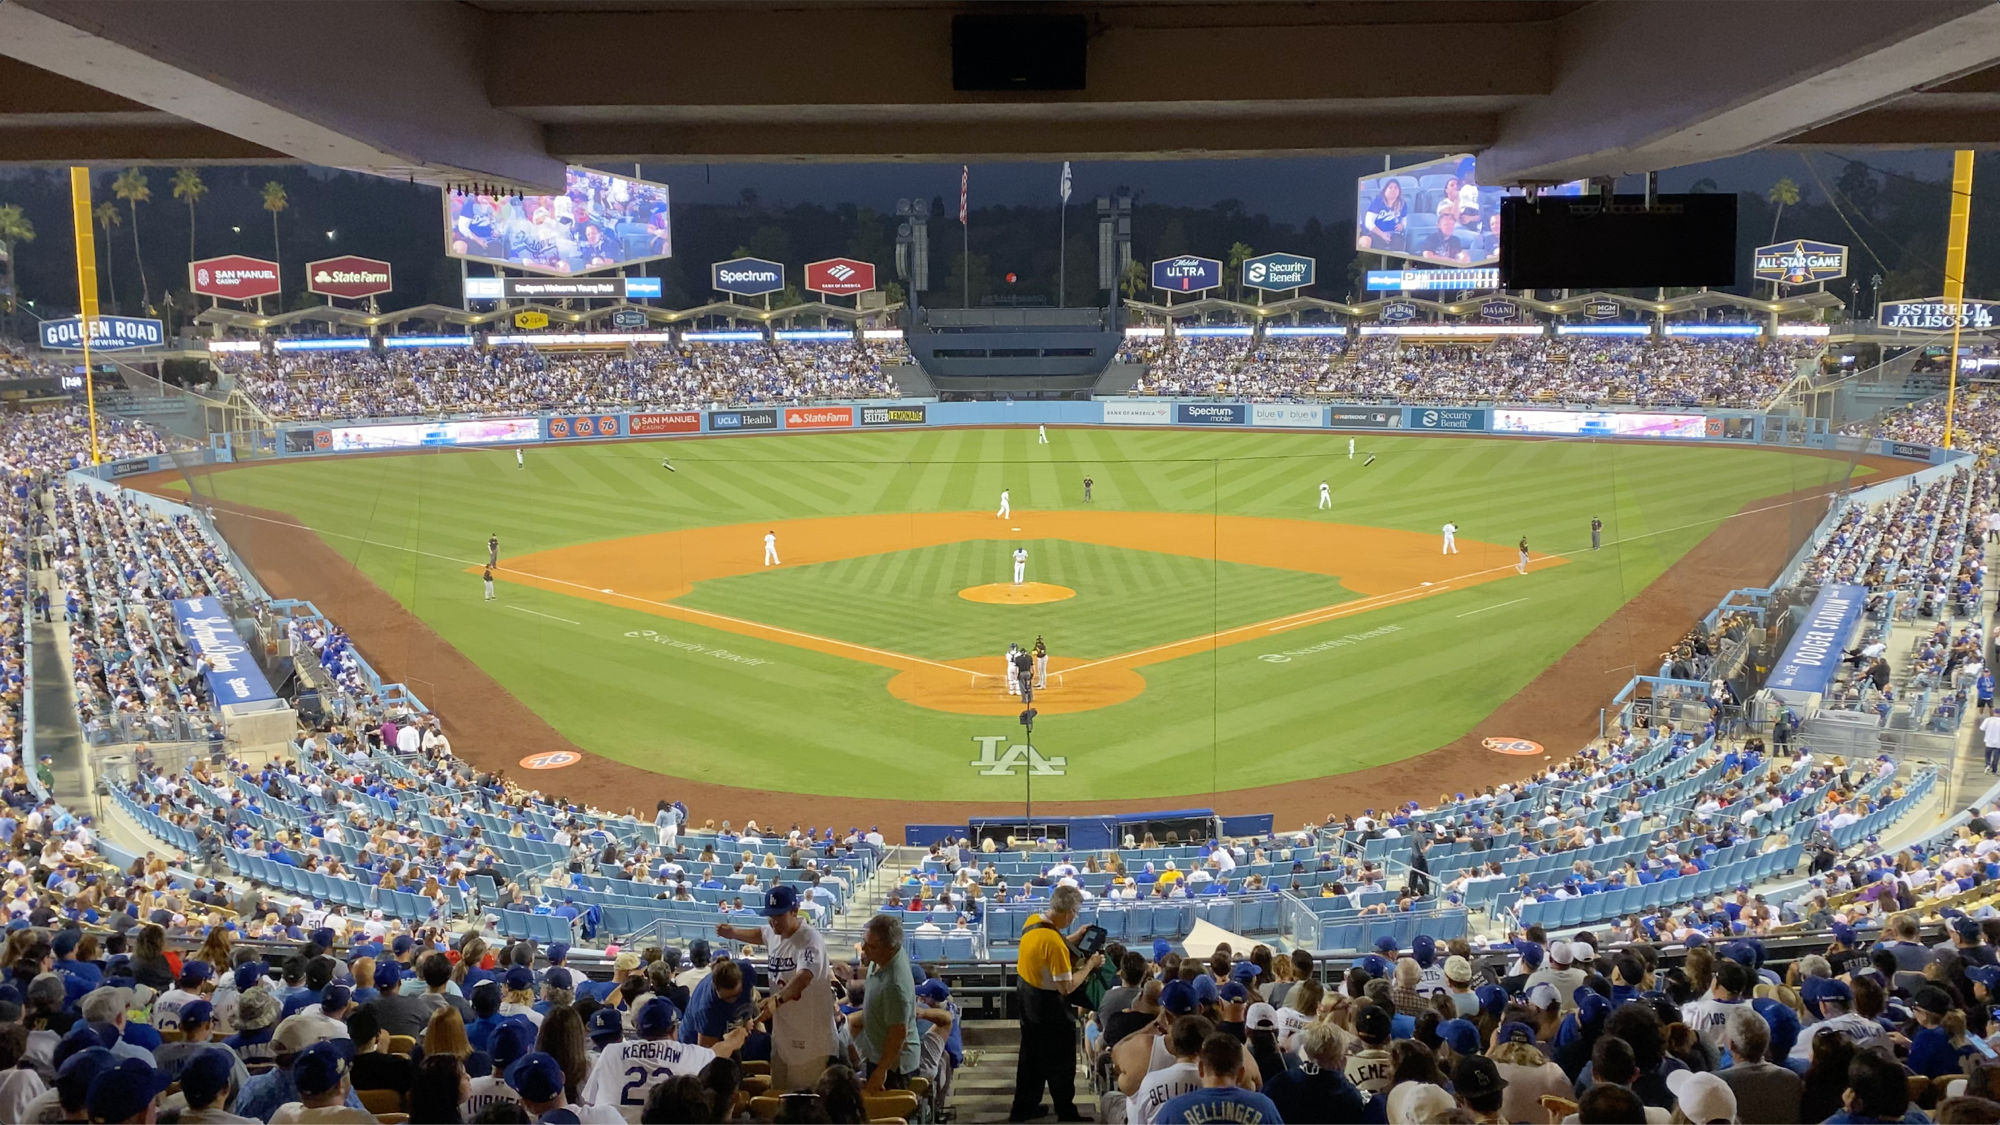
[717, 886, 834, 1093]
[1013, 546, 1028, 585]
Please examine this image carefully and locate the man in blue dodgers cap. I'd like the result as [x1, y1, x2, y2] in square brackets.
[85, 1057, 173, 1125]
[716, 883, 834, 1094]
[267, 1039, 372, 1124]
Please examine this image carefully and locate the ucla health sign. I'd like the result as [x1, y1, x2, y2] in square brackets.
[39, 315, 164, 351]
[1766, 583, 1867, 697]
[1152, 255, 1223, 294]
[171, 597, 279, 706]
[1176, 403, 1246, 425]
[1241, 252, 1315, 293]
[712, 257, 784, 296]
[1752, 239, 1847, 286]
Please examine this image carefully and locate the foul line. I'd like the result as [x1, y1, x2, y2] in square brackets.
[1456, 597, 1529, 619]
[506, 605, 580, 625]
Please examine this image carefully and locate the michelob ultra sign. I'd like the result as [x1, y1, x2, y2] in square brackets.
[1753, 239, 1847, 285]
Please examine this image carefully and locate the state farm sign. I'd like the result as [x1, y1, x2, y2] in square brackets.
[306, 255, 394, 300]
[804, 257, 876, 297]
[190, 255, 281, 301]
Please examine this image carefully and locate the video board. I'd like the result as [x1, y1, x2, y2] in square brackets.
[1492, 409, 1707, 438]
[325, 417, 541, 452]
[1356, 155, 1583, 268]
[445, 167, 671, 276]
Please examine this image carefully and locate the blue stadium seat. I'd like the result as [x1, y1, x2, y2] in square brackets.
[943, 933, 975, 960]
[909, 934, 945, 963]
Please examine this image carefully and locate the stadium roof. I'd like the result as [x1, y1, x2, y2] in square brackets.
[3, 0, 2000, 193]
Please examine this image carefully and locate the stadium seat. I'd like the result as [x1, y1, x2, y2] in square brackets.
[908, 934, 945, 963]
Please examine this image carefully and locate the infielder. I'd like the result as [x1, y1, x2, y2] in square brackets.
[997, 489, 1011, 519]
[1590, 516, 1603, 550]
[1518, 536, 1530, 574]
[516, 448, 524, 470]
[1441, 521, 1458, 555]
[1082, 476, 1094, 503]
[1318, 480, 1332, 510]
[1038, 424, 1049, 444]
[1033, 635, 1048, 689]
[487, 533, 499, 567]
[1012, 546, 1028, 586]
[763, 530, 780, 567]
[1348, 437, 1355, 459]
[482, 565, 495, 601]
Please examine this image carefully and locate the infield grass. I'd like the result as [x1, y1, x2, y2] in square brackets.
[187, 427, 1866, 801]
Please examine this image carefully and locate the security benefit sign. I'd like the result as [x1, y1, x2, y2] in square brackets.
[1878, 298, 1999, 331]
[1752, 240, 1847, 286]
[1152, 255, 1223, 294]
[1766, 583, 1867, 698]
[38, 315, 164, 351]
[1241, 252, 1315, 293]
[170, 597, 280, 706]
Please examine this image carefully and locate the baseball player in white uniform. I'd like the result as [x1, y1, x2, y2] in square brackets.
[1038, 424, 1048, 444]
[1005, 644, 1021, 695]
[997, 489, 1011, 519]
[1318, 480, 1332, 509]
[516, 448, 524, 470]
[1441, 522, 1458, 555]
[763, 530, 779, 567]
[1348, 438, 1355, 459]
[1012, 546, 1028, 585]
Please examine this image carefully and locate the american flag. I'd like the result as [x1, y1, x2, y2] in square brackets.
[959, 165, 968, 224]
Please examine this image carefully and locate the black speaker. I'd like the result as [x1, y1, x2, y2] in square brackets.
[952, 13, 1088, 91]
[1499, 193, 1737, 290]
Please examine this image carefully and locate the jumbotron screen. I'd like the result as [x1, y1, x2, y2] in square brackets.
[1356, 154, 1582, 268]
[444, 167, 671, 276]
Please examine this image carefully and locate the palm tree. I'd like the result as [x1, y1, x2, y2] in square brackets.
[112, 167, 152, 309]
[1687, 178, 1718, 194]
[1118, 258, 1148, 302]
[93, 201, 121, 308]
[1765, 177, 1801, 242]
[1226, 241, 1255, 302]
[0, 204, 33, 314]
[171, 167, 207, 262]
[261, 180, 288, 301]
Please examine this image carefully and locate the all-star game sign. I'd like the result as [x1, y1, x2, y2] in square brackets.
[1752, 239, 1848, 286]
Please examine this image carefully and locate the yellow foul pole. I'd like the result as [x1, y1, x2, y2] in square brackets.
[1942, 150, 1975, 450]
[68, 167, 102, 465]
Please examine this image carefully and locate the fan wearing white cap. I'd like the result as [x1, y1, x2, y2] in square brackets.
[1525, 941, 1586, 1010]
[1666, 1070, 1738, 1125]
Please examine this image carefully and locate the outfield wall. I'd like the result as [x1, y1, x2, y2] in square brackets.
[180, 399, 1948, 466]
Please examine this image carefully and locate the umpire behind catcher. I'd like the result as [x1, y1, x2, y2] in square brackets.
[1010, 884, 1103, 1122]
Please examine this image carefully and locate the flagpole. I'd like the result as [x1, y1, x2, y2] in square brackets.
[1058, 200, 1066, 309]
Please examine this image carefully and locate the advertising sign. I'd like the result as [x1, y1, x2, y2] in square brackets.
[1479, 299, 1520, 321]
[324, 417, 540, 452]
[1767, 583, 1867, 696]
[1752, 239, 1848, 286]
[1582, 299, 1621, 320]
[306, 255, 394, 299]
[1878, 298, 1999, 331]
[1328, 408, 1401, 429]
[1381, 299, 1419, 322]
[804, 258, 877, 297]
[1175, 402, 1247, 425]
[1406, 407, 1488, 431]
[444, 166, 670, 276]
[514, 310, 550, 330]
[1492, 409, 1706, 438]
[171, 597, 279, 706]
[1249, 403, 1324, 427]
[610, 309, 647, 329]
[629, 411, 702, 435]
[707, 409, 778, 432]
[861, 404, 927, 426]
[37, 315, 164, 351]
[1102, 400, 1173, 425]
[464, 276, 659, 300]
[784, 406, 854, 429]
[712, 257, 785, 296]
[1365, 267, 1502, 291]
[1355, 153, 1584, 266]
[1891, 441, 1933, 460]
[190, 254, 281, 301]
[1152, 255, 1223, 294]
[1241, 252, 1315, 292]
[545, 415, 623, 440]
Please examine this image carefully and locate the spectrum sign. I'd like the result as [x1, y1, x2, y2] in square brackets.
[1151, 255, 1223, 294]
[712, 257, 785, 296]
[190, 254, 281, 301]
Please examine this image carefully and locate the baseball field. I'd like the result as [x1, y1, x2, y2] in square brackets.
[178, 426, 1871, 813]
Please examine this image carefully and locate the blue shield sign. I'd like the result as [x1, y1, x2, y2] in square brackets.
[712, 257, 785, 296]
[1242, 252, 1315, 292]
[1151, 256, 1223, 294]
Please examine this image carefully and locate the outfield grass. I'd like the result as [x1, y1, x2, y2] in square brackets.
[191, 428, 1864, 801]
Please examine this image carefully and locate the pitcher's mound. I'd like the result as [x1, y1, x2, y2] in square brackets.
[959, 582, 1076, 605]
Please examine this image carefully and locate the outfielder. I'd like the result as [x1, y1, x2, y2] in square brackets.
[1033, 635, 1048, 689]
[1441, 521, 1458, 555]
[1318, 480, 1332, 510]
[516, 448, 524, 470]
[1012, 546, 1028, 586]
[763, 530, 780, 567]
[1038, 424, 1048, 444]
[1348, 437, 1355, 459]
[997, 488, 1011, 519]
[1518, 536, 1530, 575]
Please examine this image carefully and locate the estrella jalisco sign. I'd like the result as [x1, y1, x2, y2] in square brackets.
[1878, 298, 1999, 331]
[1753, 239, 1847, 286]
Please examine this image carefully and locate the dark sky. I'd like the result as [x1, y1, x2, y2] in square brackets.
[632, 150, 1959, 225]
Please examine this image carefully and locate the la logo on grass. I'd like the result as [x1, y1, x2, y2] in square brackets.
[970, 735, 1066, 776]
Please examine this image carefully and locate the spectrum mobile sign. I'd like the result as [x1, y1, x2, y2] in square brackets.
[1753, 239, 1847, 286]
[306, 255, 394, 300]
[712, 257, 785, 296]
[1241, 252, 1315, 292]
[1152, 255, 1223, 294]
[190, 254, 281, 301]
